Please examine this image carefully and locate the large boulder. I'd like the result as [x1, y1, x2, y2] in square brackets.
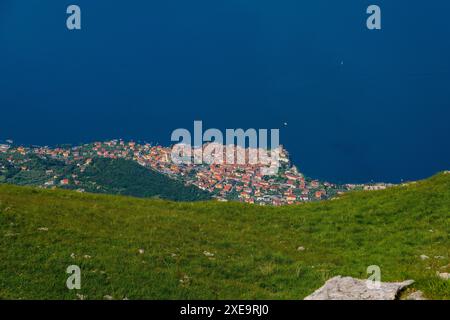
[304, 276, 414, 300]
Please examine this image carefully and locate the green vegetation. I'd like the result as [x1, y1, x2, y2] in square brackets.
[0, 155, 74, 186]
[76, 158, 211, 201]
[0, 156, 211, 202]
[0, 173, 449, 299]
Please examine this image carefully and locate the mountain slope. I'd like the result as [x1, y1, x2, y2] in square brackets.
[76, 158, 211, 201]
[0, 156, 211, 202]
[0, 173, 449, 299]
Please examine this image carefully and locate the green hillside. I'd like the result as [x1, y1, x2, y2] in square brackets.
[0, 156, 211, 202]
[75, 158, 211, 201]
[0, 173, 449, 299]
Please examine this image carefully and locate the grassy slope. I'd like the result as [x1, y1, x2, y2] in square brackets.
[0, 173, 449, 300]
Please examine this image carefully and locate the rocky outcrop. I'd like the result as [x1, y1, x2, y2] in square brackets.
[304, 276, 414, 300]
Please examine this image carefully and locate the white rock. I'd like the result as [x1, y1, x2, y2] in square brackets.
[437, 272, 450, 280]
[203, 251, 214, 257]
[297, 246, 305, 251]
[37, 227, 48, 231]
[179, 275, 190, 284]
[304, 276, 414, 300]
[138, 249, 145, 254]
[420, 255, 429, 260]
[103, 295, 113, 300]
[76, 294, 86, 300]
[4, 232, 19, 237]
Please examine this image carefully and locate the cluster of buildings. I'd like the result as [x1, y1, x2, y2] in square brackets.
[0, 139, 371, 205]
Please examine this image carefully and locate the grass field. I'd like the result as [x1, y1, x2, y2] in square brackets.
[0, 173, 449, 299]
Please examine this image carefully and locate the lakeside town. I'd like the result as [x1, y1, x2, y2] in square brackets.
[0, 139, 393, 205]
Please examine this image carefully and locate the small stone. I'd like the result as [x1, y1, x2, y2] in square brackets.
[37, 227, 48, 231]
[83, 255, 92, 259]
[76, 294, 86, 300]
[297, 246, 305, 251]
[103, 295, 113, 300]
[179, 275, 190, 284]
[436, 272, 450, 280]
[406, 290, 426, 300]
[434, 256, 445, 260]
[138, 249, 145, 254]
[203, 251, 214, 257]
[420, 254, 429, 260]
[4, 232, 18, 237]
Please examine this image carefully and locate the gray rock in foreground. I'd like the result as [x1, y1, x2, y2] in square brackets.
[304, 276, 414, 300]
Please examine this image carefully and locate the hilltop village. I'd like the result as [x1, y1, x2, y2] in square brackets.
[0, 140, 390, 205]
